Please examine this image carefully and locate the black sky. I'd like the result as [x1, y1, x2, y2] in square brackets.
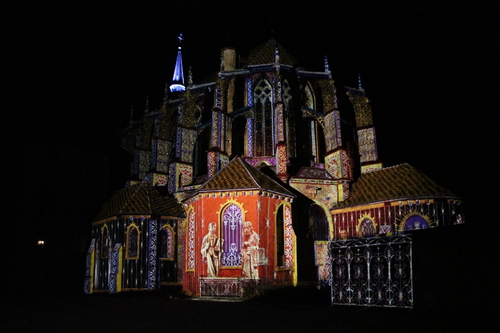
[7, 1, 498, 228]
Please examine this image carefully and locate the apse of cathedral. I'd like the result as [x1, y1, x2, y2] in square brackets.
[85, 37, 464, 296]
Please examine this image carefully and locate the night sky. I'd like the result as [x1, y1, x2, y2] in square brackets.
[5, 1, 497, 292]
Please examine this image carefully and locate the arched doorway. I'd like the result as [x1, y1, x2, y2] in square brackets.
[309, 204, 329, 241]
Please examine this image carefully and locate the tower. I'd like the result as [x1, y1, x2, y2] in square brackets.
[170, 34, 185, 93]
[347, 75, 383, 174]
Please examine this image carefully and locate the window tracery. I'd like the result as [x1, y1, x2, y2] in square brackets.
[254, 79, 274, 156]
[221, 203, 243, 267]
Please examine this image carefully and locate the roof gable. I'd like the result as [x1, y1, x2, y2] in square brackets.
[331, 163, 459, 210]
[244, 39, 298, 67]
[93, 181, 185, 221]
[197, 157, 294, 197]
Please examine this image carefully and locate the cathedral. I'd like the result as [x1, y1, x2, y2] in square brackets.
[84, 37, 464, 297]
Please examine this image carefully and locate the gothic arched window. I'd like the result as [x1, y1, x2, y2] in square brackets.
[254, 79, 274, 156]
[276, 205, 285, 267]
[359, 218, 376, 238]
[221, 203, 243, 267]
[126, 223, 140, 260]
[300, 83, 322, 161]
[309, 204, 329, 241]
[160, 225, 175, 260]
[101, 225, 110, 259]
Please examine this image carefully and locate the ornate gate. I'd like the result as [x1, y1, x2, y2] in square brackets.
[329, 236, 413, 308]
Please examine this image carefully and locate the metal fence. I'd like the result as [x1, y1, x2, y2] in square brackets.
[329, 236, 413, 308]
[199, 278, 246, 297]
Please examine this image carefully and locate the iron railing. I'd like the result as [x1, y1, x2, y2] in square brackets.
[329, 235, 413, 308]
[200, 278, 259, 298]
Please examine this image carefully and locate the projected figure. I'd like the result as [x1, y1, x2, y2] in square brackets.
[242, 221, 260, 279]
[201, 222, 221, 277]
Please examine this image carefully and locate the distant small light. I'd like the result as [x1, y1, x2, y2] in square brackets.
[38, 240, 44, 245]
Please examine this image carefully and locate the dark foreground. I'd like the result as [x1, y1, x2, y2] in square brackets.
[1, 286, 494, 333]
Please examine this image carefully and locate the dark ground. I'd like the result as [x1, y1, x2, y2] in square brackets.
[1, 285, 494, 333]
[3, 224, 496, 332]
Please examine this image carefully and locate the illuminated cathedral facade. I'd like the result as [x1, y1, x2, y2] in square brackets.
[84, 38, 464, 296]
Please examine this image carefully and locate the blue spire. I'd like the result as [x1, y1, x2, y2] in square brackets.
[358, 74, 364, 91]
[170, 34, 185, 92]
[324, 54, 330, 73]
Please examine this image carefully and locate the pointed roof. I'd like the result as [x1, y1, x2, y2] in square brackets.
[331, 164, 460, 210]
[93, 181, 185, 222]
[196, 157, 294, 197]
[324, 55, 330, 73]
[357, 74, 364, 91]
[170, 34, 185, 92]
[244, 39, 298, 67]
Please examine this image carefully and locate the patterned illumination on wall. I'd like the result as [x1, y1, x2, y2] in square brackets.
[284, 204, 293, 268]
[358, 127, 377, 163]
[402, 213, 430, 231]
[160, 226, 175, 260]
[325, 151, 342, 179]
[147, 220, 158, 290]
[187, 211, 195, 270]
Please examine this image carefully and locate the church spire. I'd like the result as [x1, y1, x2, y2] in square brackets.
[346, 81, 382, 174]
[170, 34, 185, 92]
[358, 73, 364, 91]
[324, 54, 330, 73]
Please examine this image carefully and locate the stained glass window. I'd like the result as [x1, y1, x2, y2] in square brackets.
[221, 204, 242, 267]
[254, 79, 273, 156]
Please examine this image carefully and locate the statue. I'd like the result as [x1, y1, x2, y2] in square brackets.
[242, 221, 259, 279]
[201, 222, 221, 277]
